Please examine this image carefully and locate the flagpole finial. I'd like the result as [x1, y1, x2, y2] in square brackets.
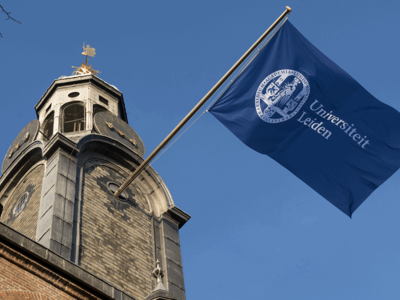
[286, 6, 292, 12]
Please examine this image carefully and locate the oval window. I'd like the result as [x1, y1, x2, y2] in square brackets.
[108, 182, 128, 200]
[68, 92, 80, 98]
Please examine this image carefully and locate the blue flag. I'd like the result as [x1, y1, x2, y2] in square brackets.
[209, 20, 400, 217]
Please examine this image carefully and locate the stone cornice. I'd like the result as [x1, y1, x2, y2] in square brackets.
[43, 132, 80, 159]
[161, 206, 191, 229]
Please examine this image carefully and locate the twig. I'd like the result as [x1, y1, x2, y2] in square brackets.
[0, 5, 21, 23]
[0, 4, 21, 38]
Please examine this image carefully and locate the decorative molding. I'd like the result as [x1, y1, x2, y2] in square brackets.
[0, 141, 43, 186]
[43, 132, 79, 159]
[163, 207, 191, 229]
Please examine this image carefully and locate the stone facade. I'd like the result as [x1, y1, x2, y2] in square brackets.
[0, 74, 190, 300]
[80, 159, 154, 299]
[0, 164, 45, 240]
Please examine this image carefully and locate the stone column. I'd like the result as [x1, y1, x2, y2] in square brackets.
[160, 217, 186, 300]
[53, 103, 60, 135]
[86, 100, 93, 131]
[36, 149, 77, 260]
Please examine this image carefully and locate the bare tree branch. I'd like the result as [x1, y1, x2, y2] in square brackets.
[0, 4, 21, 38]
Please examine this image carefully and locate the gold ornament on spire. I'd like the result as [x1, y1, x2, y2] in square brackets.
[82, 43, 96, 58]
[72, 43, 101, 76]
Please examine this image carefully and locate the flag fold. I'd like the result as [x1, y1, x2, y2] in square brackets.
[209, 20, 400, 217]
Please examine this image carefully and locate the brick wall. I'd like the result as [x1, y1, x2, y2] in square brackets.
[80, 159, 154, 300]
[0, 165, 44, 240]
[0, 241, 101, 300]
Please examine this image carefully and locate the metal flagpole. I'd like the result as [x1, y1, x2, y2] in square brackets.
[114, 6, 292, 197]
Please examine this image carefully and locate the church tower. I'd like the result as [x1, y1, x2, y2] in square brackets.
[0, 46, 190, 300]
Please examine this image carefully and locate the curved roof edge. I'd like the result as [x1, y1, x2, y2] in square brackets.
[77, 134, 191, 227]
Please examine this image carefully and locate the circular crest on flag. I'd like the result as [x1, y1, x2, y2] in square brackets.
[255, 69, 310, 123]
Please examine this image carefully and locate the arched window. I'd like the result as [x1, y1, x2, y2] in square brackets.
[63, 103, 86, 133]
[93, 105, 108, 116]
[13, 192, 29, 217]
[42, 112, 54, 141]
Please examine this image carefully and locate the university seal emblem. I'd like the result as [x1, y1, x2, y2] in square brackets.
[255, 69, 310, 123]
